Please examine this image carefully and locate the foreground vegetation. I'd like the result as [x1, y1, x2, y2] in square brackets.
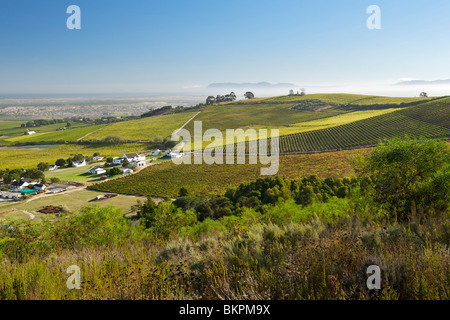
[0, 137, 448, 300]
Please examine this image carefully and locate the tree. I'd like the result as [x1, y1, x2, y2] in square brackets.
[420, 92, 428, 97]
[353, 137, 449, 221]
[137, 197, 158, 228]
[23, 169, 45, 182]
[178, 187, 190, 197]
[37, 162, 50, 172]
[55, 159, 66, 167]
[66, 122, 71, 127]
[289, 89, 295, 95]
[244, 92, 255, 99]
[122, 158, 130, 168]
[73, 154, 84, 161]
[106, 157, 114, 164]
[50, 177, 61, 184]
[108, 167, 121, 176]
[206, 96, 216, 105]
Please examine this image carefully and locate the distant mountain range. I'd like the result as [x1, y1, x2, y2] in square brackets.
[207, 82, 298, 89]
[396, 79, 450, 86]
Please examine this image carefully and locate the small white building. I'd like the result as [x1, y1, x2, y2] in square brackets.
[49, 165, 58, 171]
[151, 149, 161, 156]
[114, 153, 146, 166]
[130, 160, 146, 168]
[26, 131, 36, 135]
[92, 156, 104, 161]
[72, 159, 86, 167]
[9, 178, 36, 191]
[34, 184, 47, 191]
[113, 157, 123, 165]
[170, 152, 185, 159]
[88, 167, 107, 175]
[122, 153, 146, 162]
[121, 168, 134, 174]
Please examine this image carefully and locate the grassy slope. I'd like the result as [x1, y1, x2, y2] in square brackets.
[0, 189, 146, 221]
[84, 111, 197, 141]
[397, 97, 450, 129]
[6, 124, 108, 143]
[185, 103, 342, 134]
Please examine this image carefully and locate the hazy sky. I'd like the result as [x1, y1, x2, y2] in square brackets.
[1, 0, 450, 95]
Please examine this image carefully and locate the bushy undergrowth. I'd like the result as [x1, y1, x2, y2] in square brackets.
[0, 195, 448, 300]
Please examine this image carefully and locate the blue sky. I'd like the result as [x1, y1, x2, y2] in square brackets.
[1, 0, 450, 94]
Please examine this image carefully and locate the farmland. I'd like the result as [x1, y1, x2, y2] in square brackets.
[0, 189, 147, 222]
[83, 111, 198, 141]
[0, 143, 150, 170]
[277, 111, 450, 153]
[6, 124, 108, 143]
[184, 102, 342, 135]
[261, 93, 433, 105]
[0, 121, 103, 145]
[89, 148, 370, 198]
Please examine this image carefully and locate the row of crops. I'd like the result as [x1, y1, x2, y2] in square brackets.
[216, 107, 450, 154]
[397, 97, 450, 129]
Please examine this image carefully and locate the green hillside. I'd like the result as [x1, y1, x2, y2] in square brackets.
[397, 96, 450, 129]
[84, 111, 198, 141]
[277, 111, 449, 153]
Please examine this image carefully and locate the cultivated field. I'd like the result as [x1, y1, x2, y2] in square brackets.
[0, 143, 150, 170]
[84, 111, 198, 141]
[89, 148, 370, 198]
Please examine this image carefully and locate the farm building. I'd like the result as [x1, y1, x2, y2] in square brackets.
[49, 165, 58, 171]
[72, 159, 87, 167]
[34, 184, 47, 191]
[130, 160, 145, 167]
[9, 178, 37, 191]
[19, 189, 37, 196]
[114, 153, 146, 165]
[169, 152, 185, 159]
[25, 130, 36, 135]
[93, 156, 104, 161]
[151, 149, 161, 156]
[121, 168, 133, 174]
[88, 167, 107, 175]
[0, 191, 23, 200]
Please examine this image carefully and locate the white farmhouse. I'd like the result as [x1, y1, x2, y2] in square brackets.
[114, 153, 146, 166]
[88, 167, 107, 175]
[72, 159, 87, 167]
[130, 160, 146, 168]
